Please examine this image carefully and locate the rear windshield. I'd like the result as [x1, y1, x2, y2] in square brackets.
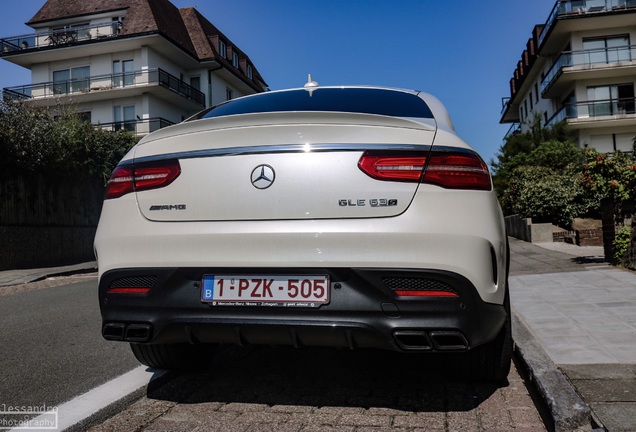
[195, 88, 433, 120]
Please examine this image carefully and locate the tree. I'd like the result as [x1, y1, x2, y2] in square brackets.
[497, 138, 587, 227]
[0, 100, 137, 182]
[580, 149, 636, 262]
[491, 115, 576, 199]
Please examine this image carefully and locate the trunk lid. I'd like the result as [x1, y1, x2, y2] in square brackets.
[132, 112, 436, 221]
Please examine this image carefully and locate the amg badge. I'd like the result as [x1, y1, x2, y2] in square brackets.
[149, 204, 187, 211]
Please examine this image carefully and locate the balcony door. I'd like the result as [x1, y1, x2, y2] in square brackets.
[587, 84, 635, 117]
[582, 35, 631, 65]
[53, 66, 89, 94]
[113, 60, 134, 88]
[114, 105, 136, 132]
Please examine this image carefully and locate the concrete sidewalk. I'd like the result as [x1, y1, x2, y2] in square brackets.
[510, 238, 636, 432]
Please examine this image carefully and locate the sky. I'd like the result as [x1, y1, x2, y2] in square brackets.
[0, 0, 558, 163]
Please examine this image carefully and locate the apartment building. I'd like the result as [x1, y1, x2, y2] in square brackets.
[501, 0, 636, 153]
[0, 0, 267, 135]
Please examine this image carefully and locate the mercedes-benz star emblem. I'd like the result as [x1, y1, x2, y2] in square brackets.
[250, 165, 275, 189]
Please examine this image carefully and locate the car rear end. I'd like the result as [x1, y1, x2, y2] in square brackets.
[95, 87, 510, 380]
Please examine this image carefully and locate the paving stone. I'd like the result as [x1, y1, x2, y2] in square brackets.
[337, 413, 391, 427]
[589, 402, 636, 432]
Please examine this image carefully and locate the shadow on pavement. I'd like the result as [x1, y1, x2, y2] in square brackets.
[146, 345, 505, 413]
[570, 256, 607, 265]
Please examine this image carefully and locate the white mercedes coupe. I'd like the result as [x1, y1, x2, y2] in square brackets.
[95, 82, 511, 381]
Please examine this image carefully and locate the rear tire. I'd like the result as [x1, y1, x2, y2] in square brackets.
[462, 283, 512, 383]
[468, 304, 512, 382]
[130, 343, 217, 371]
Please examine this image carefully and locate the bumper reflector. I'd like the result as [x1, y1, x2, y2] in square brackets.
[393, 290, 458, 298]
[106, 287, 152, 294]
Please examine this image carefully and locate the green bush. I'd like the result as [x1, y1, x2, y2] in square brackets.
[501, 165, 589, 228]
[0, 101, 137, 183]
[614, 226, 632, 265]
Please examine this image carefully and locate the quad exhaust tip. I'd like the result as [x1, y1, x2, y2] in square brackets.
[103, 322, 152, 342]
[393, 330, 468, 351]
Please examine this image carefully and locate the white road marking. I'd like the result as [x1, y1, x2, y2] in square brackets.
[12, 365, 164, 431]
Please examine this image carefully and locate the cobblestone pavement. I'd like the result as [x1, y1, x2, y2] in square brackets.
[88, 346, 547, 432]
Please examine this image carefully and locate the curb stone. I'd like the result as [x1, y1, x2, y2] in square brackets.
[512, 308, 596, 432]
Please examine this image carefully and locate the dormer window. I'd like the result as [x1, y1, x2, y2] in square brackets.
[247, 64, 253, 79]
[232, 52, 239, 68]
[219, 40, 227, 58]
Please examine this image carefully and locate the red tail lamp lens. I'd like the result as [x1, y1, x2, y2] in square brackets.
[358, 154, 426, 182]
[422, 153, 491, 191]
[105, 160, 181, 199]
[104, 166, 134, 199]
[106, 287, 152, 294]
[358, 151, 491, 190]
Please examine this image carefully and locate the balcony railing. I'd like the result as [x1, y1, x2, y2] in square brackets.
[504, 123, 521, 140]
[539, 0, 636, 47]
[542, 45, 636, 94]
[2, 68, 205, 106]
[98, 117, 175, 135]
[0, 21, 121, 54]
[501, 97, 511, 116]
[546, 97, 636, 127]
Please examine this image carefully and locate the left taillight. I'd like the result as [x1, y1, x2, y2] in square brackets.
[105, 159, 181, 199]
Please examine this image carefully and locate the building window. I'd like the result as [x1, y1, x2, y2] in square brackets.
[219, 40, 227, 58]
[582, 35, 630, 64]
[586, 83, 635, 117]
[190, 76, 201, 91]
[113, 60, 134, 87]
[232, 52, 239, 68]
[534, 84, 539, 104]
[226, 87, 233, 101]
[77, 111, 91, 123]
[112, 17, 123, 35]
[529, 95, 533, 111]
[247, 64, 253, 79]
[114, 105, 136, 132]
[53, 66, 90, 94]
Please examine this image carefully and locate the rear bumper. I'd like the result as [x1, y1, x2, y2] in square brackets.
[99, 267, 507, 352]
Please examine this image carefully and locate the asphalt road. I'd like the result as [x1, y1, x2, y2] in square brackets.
[0, 279, 139, 417]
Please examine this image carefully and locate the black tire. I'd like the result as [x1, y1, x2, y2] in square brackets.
[464, 290, 512, 383]
[130, 343, 217, 371]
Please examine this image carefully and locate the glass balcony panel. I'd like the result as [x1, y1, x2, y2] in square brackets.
[3, 68, 204, 106]
[1, 22, 121, 53]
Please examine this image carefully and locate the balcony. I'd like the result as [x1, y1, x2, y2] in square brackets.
[541, 45, 636, 97]
[98, 117, 175, 136]
[547, 97, 636, 128]
[539, 0, 636, 47]
[504, 123, 521, 140]
[2, 68, 205, 108]
[0, 22, 121, 54]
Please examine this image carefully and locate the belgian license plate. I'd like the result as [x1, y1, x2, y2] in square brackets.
[201, 275, 330, 307]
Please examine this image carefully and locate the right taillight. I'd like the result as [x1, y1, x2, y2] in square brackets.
[359, 150, 491, 191]
[105, 159, 181, 199]
[422, 152, 491, 191]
